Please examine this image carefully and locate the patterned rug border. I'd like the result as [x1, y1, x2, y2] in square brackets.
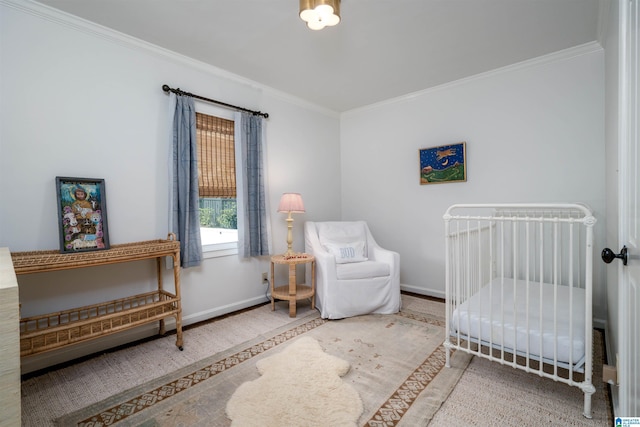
[365, 344, 450, 426]
[56, 307, 458, 427]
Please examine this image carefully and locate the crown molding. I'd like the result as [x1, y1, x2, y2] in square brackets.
[342, 41, 604, 117]
[1, 0, 339, 119]
[3, 0, 598, 121]
[0, 0, 253, 85]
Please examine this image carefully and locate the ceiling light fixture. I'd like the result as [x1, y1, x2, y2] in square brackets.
[299, 0, 341, 31]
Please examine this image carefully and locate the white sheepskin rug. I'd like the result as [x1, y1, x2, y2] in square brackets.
[226, 336, 363, 426]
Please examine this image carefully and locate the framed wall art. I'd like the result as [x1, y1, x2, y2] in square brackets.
[55, 177, 110, 253]
[419, 142, 467, 185]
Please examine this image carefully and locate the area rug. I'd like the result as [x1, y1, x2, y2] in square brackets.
[226, 336, 363, 426]
[56, 308, 471, 427]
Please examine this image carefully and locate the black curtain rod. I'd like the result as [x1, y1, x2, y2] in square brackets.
[162, 84, 269, 119]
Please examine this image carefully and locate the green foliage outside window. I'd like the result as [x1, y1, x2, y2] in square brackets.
[217, 207, 237, 229]
[199, 198, 237, 229]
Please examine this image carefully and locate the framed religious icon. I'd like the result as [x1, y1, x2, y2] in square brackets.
[55, 177, 110, 253]
[419, 142, 467, 185]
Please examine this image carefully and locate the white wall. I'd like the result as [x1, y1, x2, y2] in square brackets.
[340, 44, 607, 320]
[0, 1, 341, 372]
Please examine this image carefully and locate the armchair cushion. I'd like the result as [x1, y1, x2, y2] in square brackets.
[317, 222, 369, 257]
[336, 261, 390, 280]
[322, 240, 368, 264]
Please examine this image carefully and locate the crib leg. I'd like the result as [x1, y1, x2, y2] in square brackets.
[582, 383, 595, 419]
[583, 395, 592, 419]
[444, 340, 451, 368]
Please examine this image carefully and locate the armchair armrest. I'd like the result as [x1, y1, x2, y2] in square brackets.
[310, 245, 337, 273]
[304, 222, 337, 292]
[306, 238, 337, 276]
[369, 245, 398, 267]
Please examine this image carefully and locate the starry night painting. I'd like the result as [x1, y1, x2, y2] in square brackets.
[419, 142, 466, 185]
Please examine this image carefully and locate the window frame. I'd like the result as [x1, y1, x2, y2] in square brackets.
[194, 102, 239, 258]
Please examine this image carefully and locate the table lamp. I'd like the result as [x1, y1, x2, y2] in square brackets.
[277, 193, 305, 256]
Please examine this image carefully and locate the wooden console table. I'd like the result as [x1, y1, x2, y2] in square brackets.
[270, 253, 315, 318]
[11, 234, 183, 357]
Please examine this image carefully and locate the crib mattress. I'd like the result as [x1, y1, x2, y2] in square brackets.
[450, 277, 586, 367]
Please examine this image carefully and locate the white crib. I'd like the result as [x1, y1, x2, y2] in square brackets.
[443, 203, 597, 418]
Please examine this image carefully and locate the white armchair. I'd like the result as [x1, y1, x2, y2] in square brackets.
[304, 221, 401, 319]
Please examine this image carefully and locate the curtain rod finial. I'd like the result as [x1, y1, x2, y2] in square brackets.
[162, 84, 170, 93]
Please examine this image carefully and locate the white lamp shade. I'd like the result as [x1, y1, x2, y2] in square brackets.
[278, 193, 305, 213]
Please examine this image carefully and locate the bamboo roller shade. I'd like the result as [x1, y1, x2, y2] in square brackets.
[196, 112, 236, 198]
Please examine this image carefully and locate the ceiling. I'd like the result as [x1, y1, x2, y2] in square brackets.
[36, 0, 603, 113]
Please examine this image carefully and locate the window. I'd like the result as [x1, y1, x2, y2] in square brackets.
[196, 112, 238, 254]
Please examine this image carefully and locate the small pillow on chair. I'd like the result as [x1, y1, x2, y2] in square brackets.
[323, 241, 368, 264]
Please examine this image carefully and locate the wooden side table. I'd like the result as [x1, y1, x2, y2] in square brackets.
[270, 253, 315, 317]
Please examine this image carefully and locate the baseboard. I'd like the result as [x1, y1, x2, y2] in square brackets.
[400, 284, 444, 300]
[593, 317, 607, 330]
[182, 295, 270, 325]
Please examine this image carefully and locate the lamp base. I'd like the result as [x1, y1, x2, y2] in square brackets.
[285, 215, 294, 256]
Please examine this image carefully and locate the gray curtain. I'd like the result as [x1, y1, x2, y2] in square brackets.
[169, 93, 202, 268]
[235, 112, 272, 257]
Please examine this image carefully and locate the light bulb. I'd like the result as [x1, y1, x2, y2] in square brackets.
[323, 12, 340, 26]
[299, 8, 316, 23]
